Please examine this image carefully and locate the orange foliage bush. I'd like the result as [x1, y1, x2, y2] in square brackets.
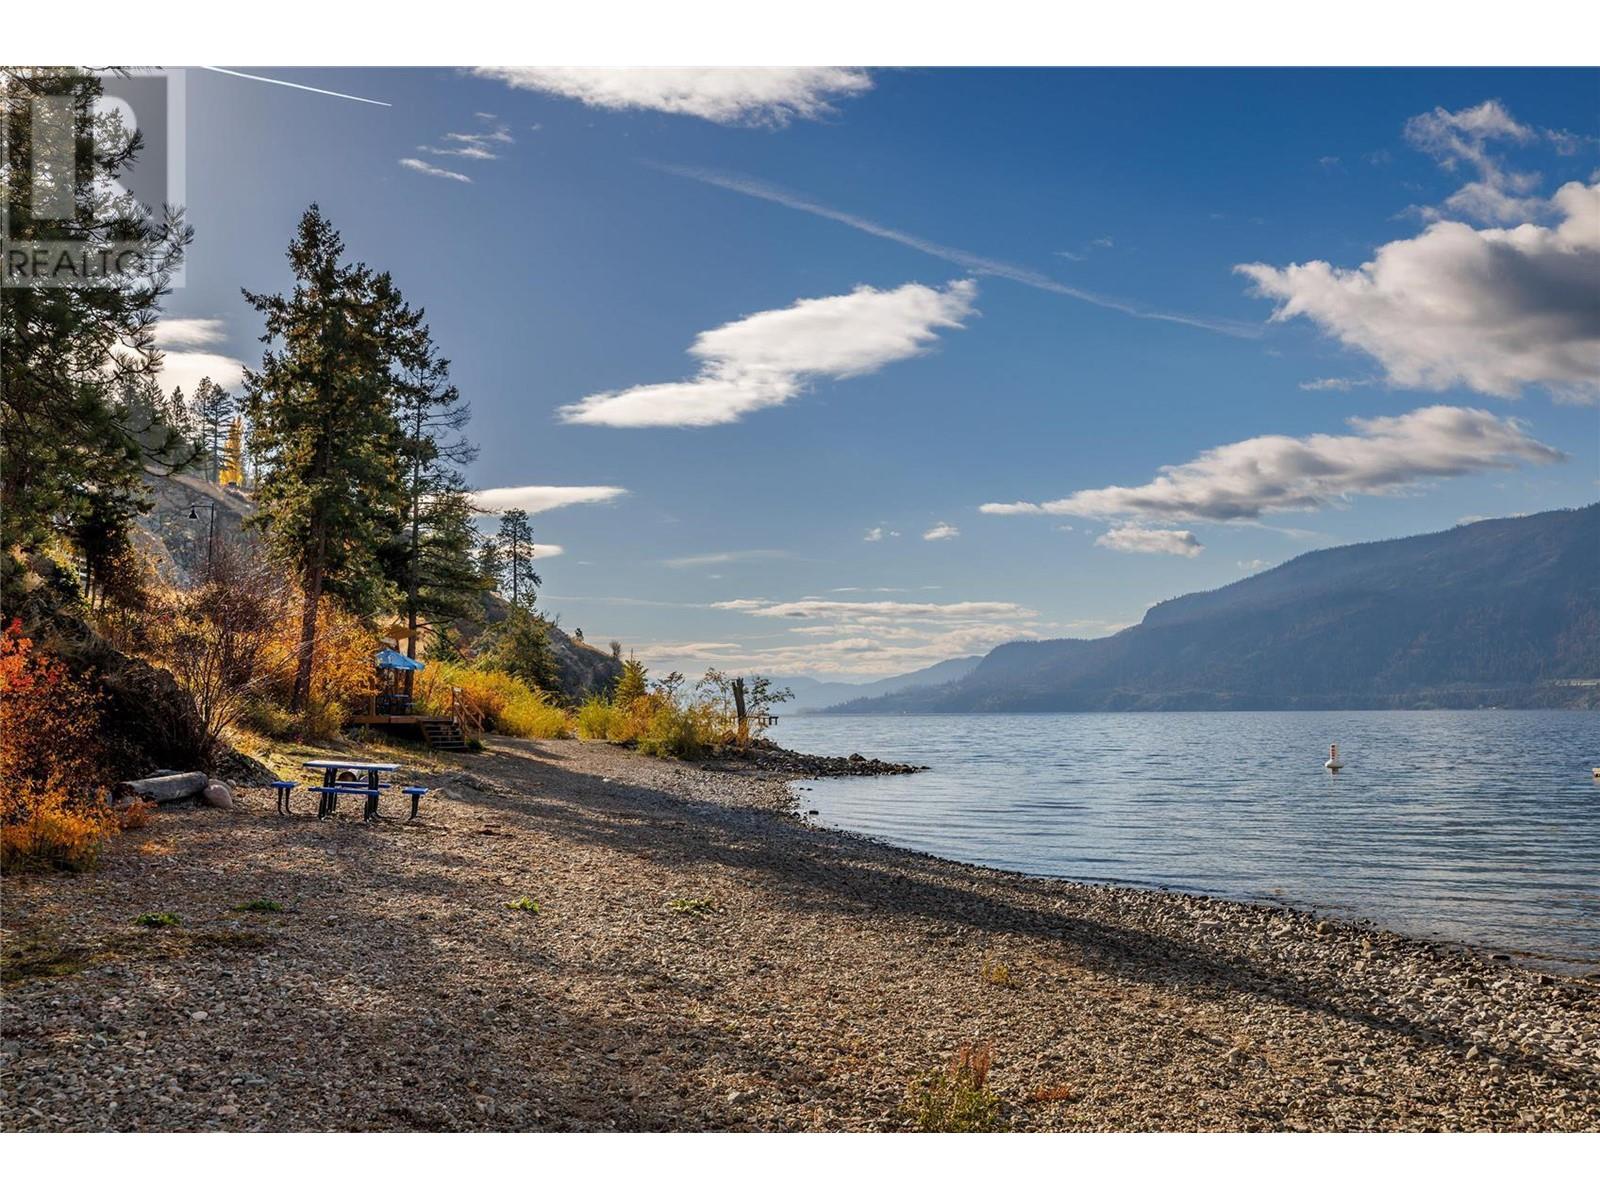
[245, 590, 379, 740]
[0, 618, 118, 870]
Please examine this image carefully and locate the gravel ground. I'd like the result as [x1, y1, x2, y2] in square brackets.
[3, 735, 1597, 1131]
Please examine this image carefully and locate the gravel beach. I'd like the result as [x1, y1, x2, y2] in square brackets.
[3, 735, 1597, 1131]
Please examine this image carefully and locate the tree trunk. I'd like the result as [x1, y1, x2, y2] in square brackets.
[291, 529, 325, 713]
[114, 772, 208, 804]
[405, 440, 421, 693]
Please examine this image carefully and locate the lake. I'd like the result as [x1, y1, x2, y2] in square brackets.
[773, 710, 1600, 972]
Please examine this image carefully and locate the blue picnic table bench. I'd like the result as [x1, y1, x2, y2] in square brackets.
[270, 759, 428, 822]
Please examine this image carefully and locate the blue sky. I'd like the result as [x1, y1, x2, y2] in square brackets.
[157, 67, 1600, 680]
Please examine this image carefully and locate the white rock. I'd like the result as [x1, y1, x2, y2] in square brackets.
[201, 781, 236, 811]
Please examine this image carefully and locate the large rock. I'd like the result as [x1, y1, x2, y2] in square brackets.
[200, 781, 236, 810]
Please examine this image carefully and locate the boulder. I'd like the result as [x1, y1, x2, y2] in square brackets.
[201, 781, 236, 810]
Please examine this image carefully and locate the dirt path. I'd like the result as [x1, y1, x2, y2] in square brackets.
[3, 736, 1597, 1130]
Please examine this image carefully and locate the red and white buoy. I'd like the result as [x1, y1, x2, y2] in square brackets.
[1325, 743, 1342, 772]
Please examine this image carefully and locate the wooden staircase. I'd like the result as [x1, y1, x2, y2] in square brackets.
[418, 716, 468, 752]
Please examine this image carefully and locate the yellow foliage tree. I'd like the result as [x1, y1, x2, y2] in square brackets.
[218, 416, 244, 487]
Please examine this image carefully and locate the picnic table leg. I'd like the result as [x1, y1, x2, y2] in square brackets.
[322, 768, 337, 819]
[365, 770, 381, 821]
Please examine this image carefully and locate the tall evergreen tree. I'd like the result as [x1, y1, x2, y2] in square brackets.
[0, 67, 191, 580]
[476, 530, 505, 593]
[192, 376, 234, 483]
[383, 300, 478, 659]
[241, 205, 405, 710]
[409, 491, 484, 655]
[496, 507, 541, 610]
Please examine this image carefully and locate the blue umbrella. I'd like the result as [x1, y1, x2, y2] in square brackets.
[376, 647, 425, 671]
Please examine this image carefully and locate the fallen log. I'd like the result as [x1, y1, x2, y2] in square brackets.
[114, 771, 209, 804]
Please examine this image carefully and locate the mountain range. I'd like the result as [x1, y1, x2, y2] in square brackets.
[771, 656, 984, 712]
[832, 506, 1600, 713]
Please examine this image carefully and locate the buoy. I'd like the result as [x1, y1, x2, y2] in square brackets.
[1325, 743, 1342, 772]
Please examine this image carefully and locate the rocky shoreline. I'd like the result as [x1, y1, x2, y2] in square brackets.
[699, 738, 926, 778]
[3, 735, 1597, 1131]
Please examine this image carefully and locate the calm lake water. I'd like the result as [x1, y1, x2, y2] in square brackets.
[773, 711, 1600, 971]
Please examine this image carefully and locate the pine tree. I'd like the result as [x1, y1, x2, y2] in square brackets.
[614, 657, 648, 705]
[192, 377, 234, 483]
[477, 532, 505, 593]
[0, 67, 192, 574]
[482, 606, 559, 692]
[496, 507, 541, 610]
[382, 300, 479, 660]
[410, 490, 484, 650]
[218, 417, 244, 487]
[241, 205, 406, 711]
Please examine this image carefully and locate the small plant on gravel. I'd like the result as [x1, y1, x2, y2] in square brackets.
[1027, 1083, 1076, 1104]
[507, 896, 541, 913]
[906, 1042, 1005, 1132]
[664, 897, 715, 916]
[980, 957, 1013, 987]
[134, 912, 180, 928]
[233, 899, 284, 913]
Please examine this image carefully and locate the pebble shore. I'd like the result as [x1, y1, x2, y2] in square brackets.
[3, 735, 1597, 1131]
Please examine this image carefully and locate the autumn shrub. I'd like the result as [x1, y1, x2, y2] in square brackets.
[499, 690, 570, 739]
[575, 695, 617, 740]
[297, 696, 348, 743]
[151, 544, 290, 762]
[905, 1042, 1005, 1132]
[574, 684, 732, 760]
[238, 696, 295, 738]
[636, 700, 724, 759]
[415, 661, 570, 739]
[250, 588, 378, 741]
[0, 619, 118, 871]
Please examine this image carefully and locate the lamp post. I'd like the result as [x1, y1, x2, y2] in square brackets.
[186, 501, 218, 578]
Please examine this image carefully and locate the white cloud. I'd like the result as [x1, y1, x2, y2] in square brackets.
[422, 115, 516, 160]
[922, 522, 960, 541]
[1298, 376, 1378, 392]
[153, 318, 246, 398]
[530, 543, 564, 559]
[559, 280, 978, 428]
[399, 157, 472, 184]
[713, 599, 1032, 621]
[657, 164, 1257, 338]
[471, 484, 628, 514]
[980, 406, 1563, 524]
[471, 67, 872, 126]
[1237, 181, 1600, 401]
[1096, 526, 1203, 557]
[662, 549, 790, 569]
[863, 526, 890, 542]
[666, 595, 1044, 677]
[152, 318, 226, 347]
[1403, 99, 1543, 223]
[1237, 559, 1271, 572]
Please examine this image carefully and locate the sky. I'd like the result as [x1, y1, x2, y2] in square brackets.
[156, 67, 1600, 681]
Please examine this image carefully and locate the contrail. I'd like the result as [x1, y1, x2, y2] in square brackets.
[652, 162, 1260, 339]
[201, 67, 391, 108]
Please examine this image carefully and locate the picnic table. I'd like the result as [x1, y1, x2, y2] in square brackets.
[301, 759, 399, 821]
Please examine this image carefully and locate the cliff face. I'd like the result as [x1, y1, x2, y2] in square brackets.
[836, 506, 1600, 713]
[135, 472, 622, 702]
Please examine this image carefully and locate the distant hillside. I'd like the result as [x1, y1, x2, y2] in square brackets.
[837, 507, 1600, 713]
[773, 656, 983, 712]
